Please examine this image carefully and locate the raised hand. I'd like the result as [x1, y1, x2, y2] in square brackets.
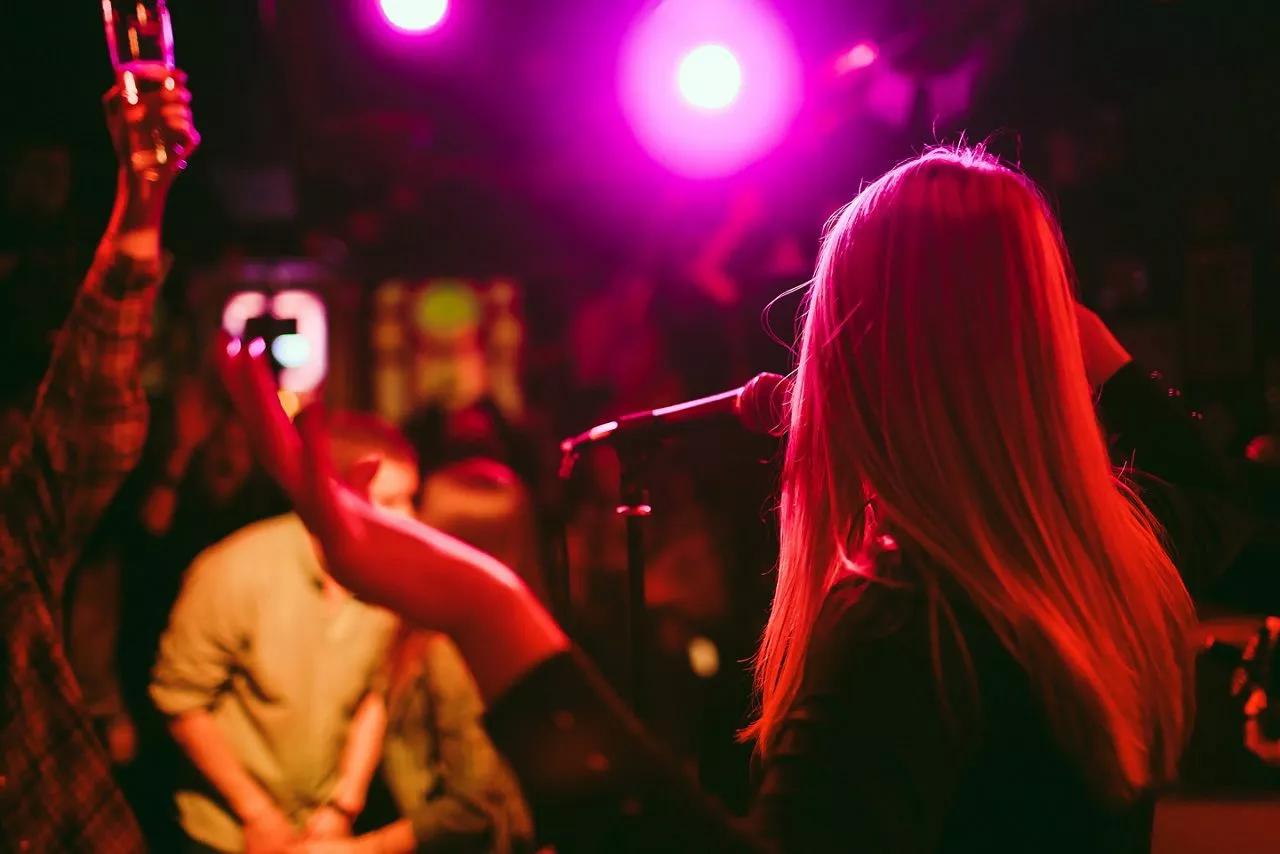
[215, 335, 306, 498]
[214, 339, 568, 701]
[104, 66, 200, 191]
[101, 66, 199, 257]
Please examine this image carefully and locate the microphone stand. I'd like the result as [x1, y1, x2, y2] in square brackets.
[555, 372, 786, 718]
[558, 434, 656, 718]
[615, 437, 654, 718]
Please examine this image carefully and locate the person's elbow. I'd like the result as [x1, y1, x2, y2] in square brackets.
[149, 672, 218, 736]
[410, 797, 498, 853]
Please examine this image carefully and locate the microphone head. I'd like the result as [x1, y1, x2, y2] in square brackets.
[737, 372, 790, 436]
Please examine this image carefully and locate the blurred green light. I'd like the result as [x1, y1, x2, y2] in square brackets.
[416, 281, 480, 336]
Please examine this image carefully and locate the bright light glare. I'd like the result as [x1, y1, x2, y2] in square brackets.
[677, 44, 742, 110]
[619, 0, 801, 177]
[271, 333, 312, 368]
[379, 0, 448, 33]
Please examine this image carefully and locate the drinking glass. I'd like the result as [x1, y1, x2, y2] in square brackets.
[101, 0, 181, 180]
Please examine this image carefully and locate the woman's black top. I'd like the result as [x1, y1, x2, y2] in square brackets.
[485, 363, 1250, 852]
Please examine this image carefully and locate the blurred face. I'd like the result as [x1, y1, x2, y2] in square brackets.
[366, 458, 420, 519]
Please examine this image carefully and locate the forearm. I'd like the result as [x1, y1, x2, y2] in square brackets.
[328, 498, 567, 704]
[1098, 363, 1255, 593]
[102, 169, 166, 263]
[402, 796, 494, 853]
[1098, 362, 1231, 490]
[330, 692, 387, 816]
[16, 230, 162, 597]
[486, 650, 764, 852]
[169, 710, 280, 824]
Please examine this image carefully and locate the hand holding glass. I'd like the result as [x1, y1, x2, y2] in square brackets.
[102, 0, 186, 181]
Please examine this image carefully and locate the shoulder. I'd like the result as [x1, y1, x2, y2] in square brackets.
[803, 573, 1004, 728]
[808, 576, 931, 672]
[184, 513, 303, 588]
[196, 513, 302, 562]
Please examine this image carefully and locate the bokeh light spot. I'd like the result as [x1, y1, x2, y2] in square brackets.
[378, 0, 448, 34]
[835, 41, 879, 74]
[271, 333, 312, 369]
[416, 281, 480, 338]
[677, 44, 742, 110]
[619, 0, 801, 177]
[687, 636, 721, 678]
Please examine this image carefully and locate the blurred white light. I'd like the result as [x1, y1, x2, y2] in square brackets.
[273, 290, 328, 394]
[271, 333, 311, 368]
[222, 291, 268, 338]
[379, 0, 448, 33]
[677, 44, 742, 110]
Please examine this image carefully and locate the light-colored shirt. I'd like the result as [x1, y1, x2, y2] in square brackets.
[383, 632, 534, 852]
[151, 513, 397, 851]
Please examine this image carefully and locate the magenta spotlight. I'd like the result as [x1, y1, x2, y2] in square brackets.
[378, 0, 448, 34]
[620, 0, 801, 178]
[677, 44, 742, 110]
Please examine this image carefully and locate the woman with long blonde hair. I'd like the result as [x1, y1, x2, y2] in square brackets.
[225, 147, 1236, 853]
[744, 146, 1201, 849]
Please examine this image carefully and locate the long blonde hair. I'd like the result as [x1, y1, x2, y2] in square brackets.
[749, 147, 1196, 804]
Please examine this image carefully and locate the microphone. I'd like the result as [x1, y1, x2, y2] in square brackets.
[560, 372, 789, 457]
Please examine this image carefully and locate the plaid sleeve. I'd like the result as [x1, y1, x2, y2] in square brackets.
[1, 248, 160, 606]
[0, 247, 160, 852]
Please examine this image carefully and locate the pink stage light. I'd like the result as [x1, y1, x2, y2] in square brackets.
[620, 0, 802, 178]
[378, 0, 448, 34]
[677, 44, 742, 110]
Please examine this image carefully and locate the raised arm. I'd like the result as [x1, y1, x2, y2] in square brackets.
[0, 68, 198, 603]
[1077, 304, 1254, 593]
